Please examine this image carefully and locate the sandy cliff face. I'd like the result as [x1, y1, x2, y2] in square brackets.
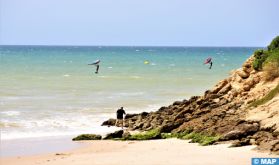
[102, 55, 279, 154]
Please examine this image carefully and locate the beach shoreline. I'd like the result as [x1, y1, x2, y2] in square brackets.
[1, 139, 276, 165]
[0, 136, 84, 158]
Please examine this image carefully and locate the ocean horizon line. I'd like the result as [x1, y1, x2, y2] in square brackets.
[0, 44, 264, 48]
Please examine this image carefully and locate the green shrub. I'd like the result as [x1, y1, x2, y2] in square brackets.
[252, 36, 279, 71]
[254, 49, 264, 58]
[252, 49, 269, 71]
[265, 49, 279, 64]
[268, 36, 279, 51]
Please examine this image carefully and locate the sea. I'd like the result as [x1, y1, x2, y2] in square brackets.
[0, 46, 259, 140]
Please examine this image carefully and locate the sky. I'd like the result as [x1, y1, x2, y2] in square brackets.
[0, 0, 278, 46]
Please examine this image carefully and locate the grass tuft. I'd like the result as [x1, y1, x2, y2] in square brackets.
[263, 61, 279, 81]
[180, 132, 220, 146]
[249, 83, 279, 107]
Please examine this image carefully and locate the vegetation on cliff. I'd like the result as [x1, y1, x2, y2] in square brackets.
[253, 36, 279, 81]
[249, 83, 279, 107]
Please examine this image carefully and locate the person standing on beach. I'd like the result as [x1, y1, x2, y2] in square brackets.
[116, 107, 126, 129]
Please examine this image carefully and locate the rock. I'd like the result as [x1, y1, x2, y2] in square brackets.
[196, 98, 204, 105]
[207, 94, 222, 99]
[103, 130, 124, 139]
[253, 75, 261, 84]
[125, 114, 138, 119]
[122, 131, 131, 139]
[221, 130, 245, 140]
[242, 62, 253, 73]
[173, 101, 183, 105]
[250, 138, 256, 145]
[230, 138, 250, 147]
[142, 121, 151, 129]
[140, 112, 149, 117]
[72, 134, 102, 141]
[236, 69, 249, 79]
[271, 140, 279, 153]
[218, 83, 231, 95]
[101, 118, 116, 126]
[159, 120, 184, 133]
[243, 84, 251, 91]
[200, 101, 211, 108]
[133, 122, 144, 130]
[221, 123, 259, 140]
[238, 123, 259, 134]
[158, 106, 168, 112]
[212, 79, 228, 94]
[230, 89, 238, 97]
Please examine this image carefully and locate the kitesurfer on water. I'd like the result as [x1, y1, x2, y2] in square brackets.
[88, 60, 100, 74]
[204, 57, 213, 69]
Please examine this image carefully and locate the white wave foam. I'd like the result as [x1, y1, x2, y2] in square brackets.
[1, 111, 21, 116]
[130, 76, 141, 79]
[118, 92, 145, 96]
[1, 125, 121, 140]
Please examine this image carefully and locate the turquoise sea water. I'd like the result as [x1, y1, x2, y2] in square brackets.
[0, 46, 258, 139]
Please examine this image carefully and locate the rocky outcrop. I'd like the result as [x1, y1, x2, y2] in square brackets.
[72, 134, 102, 141]
[103, 130, 124, 139]
[102, 55, 279, 154]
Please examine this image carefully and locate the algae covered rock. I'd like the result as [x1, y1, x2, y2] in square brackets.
[72, 134, 102, 141]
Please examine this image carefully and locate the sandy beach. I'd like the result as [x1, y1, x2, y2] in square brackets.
[1, 139, 276, 165]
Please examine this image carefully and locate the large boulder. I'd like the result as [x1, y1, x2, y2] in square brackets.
[103, 130, 124, 139]
[221, 123, 259, 140]
[236, 69, 249, 79]
[101, 118, 116, 126]
[221, 130, 245, 140]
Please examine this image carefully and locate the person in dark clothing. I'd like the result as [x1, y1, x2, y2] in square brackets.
[95, 64, 100, 74]
[209, 61, 213, 69]
[116, 107, 126, 129]
[88, 60, 100, 74]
